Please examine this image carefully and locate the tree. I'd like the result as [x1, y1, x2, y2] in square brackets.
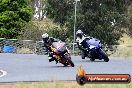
[44, 0, 75, 42]
[77, 0, 131, 45]
[0, 0, 32, 38]
[45, 0, 131, 45]
[45, 0, 74, 25]
[127, 4, 132, 37]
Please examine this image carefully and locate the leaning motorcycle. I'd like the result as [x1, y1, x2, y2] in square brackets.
[81, 37, 109, 62]
[49, 41, 75, 67]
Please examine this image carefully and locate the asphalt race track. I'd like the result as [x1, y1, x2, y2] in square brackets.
[0, 53, 132, 82]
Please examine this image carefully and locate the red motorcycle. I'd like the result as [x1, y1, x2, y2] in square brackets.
[50, 41, 74, 67]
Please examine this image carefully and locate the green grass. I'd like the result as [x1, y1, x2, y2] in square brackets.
[109, 34, 132, 57]
[0, 82, 132, 88]
[34, 84, 132, 88]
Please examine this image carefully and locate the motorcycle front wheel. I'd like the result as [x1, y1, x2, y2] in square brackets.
[90, 58, 95, 61]
[64, 55, 74, 67]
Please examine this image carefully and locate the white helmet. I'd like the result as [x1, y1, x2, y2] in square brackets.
[42, 33, 49, 38]
[76, 30, 83, 38]
[76, 30, 83, 35]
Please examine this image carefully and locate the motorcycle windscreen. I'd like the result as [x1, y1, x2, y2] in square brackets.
[88, 38, 101, 48]
[81, 41, 90, 48]
[52, 42, 66, 52]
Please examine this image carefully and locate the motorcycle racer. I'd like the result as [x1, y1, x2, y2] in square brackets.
[76, 30, 91, 59]
[42, 33, 59, 62]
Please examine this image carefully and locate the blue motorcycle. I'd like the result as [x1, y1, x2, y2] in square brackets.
[81, 37, 109, 62]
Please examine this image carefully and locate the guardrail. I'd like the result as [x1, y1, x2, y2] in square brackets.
[0, 38, 132, 57]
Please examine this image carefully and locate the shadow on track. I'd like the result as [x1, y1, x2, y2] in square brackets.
[75, 59, 105, 63]
[45, 65, 72, 68]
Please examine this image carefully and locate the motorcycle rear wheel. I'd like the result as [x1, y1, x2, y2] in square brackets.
[100, 49, 109, 62]
[90, 58, 95, 61]
[64, 55, 74, 67]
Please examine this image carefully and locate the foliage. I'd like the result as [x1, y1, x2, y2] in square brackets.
[19, 19, 69, 41]
[18, 21, 42, 41]
[0, 0, 32, 38]
[45, 0, 74, 25]
[45, 0, 131, 45]
[127, 4, 132, 37]
[46, 24, 69, 42]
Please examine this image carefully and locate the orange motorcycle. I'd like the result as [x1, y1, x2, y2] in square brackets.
[49, 41, 74, 67]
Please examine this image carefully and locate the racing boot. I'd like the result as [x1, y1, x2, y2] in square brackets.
[48, 56, 54, 62]
[81, 51, 86, 59]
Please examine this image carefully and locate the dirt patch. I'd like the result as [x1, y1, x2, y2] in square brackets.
[16, 48, 34, 54]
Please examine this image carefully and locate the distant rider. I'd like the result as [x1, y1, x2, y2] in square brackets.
[42, 33, 59, 62]
[76, 30, 91, 59]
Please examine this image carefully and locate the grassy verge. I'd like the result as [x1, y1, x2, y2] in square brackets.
[110, 45, 132, 57]
[0, 81, 132, 88]
[109, 34, 132, 57]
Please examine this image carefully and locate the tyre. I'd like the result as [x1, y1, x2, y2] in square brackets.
[76, 75, 87, 85]
[81, 51, 85, 59]
[64, 55, 74, 67]
[90, 58, 95, 61]
[104, 57, 109, 62]
[99, 49, 109, 62]
[67, 58, 75, 67]
[63, 63, 68, 67]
